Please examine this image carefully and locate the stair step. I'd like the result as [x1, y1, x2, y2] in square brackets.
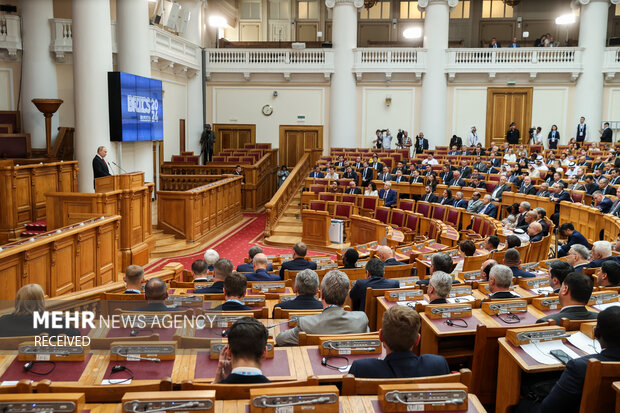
[155, 237, 183, 247]
[279, 216, 301, 224]
[152, 241, 192, 254]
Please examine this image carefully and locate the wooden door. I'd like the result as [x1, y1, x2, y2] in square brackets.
[212, 124, 256, 154]
[279, 125, 323, 167]
[296, 22, 318, 41]
[485, 88, 533, 147]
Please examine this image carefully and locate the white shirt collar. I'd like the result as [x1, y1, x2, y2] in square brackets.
[231, 367, 262, 375]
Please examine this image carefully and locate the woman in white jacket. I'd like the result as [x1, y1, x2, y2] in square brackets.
[468, 126, 479, 147]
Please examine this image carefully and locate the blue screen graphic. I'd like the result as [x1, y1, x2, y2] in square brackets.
[112, 72, 163, 141]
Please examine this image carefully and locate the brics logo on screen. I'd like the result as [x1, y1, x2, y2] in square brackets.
[127, 94, 159, 123]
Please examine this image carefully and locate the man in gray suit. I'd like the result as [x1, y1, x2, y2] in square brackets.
[276, 270, 369, 346]
[377, 166, 393, 183]
[536, 272, 598, 324]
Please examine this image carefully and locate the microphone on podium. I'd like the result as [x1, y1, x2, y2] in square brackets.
[111, 161, 129, 174]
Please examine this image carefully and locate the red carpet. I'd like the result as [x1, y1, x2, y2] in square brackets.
[145, 212, 333, 273]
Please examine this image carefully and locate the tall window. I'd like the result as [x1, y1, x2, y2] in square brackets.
[241, 0, 261, 19]
[269, 0, 290, 20]
[360, 1, 391, 20]
[450, 0, 470, 19]
[400, 1, 424, 19]
[481, 0, 513, 19]
[297, 0, 319, 19]
[616, 4, 620, 16]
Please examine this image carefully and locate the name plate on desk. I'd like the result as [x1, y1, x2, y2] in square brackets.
[521, 263, 539, 272]
[482, 299, 527, 315]
[588, 291, 618, 305]
[194, 283, 213, 289]
[209, 339, 275, 359]
[319, 337, 381, 355]
[397, 277, 420, 287]
[506, 326, 568, 346]
[385, 290, 424, 302]
[449, 285, 473, 297]
[0, 394, 85, 413]
[165, 295, 204, 307]
[425, 303, 472, 319]
[110, 341, 176, 361]
[18, 343, 87, 361]
[532, 297, 560, 311]
[251, 283, 286, 293]
[379, 383, 468, 412]
[250, 386, 339, 413]
[122, 390, 215, 413]
[518, 276, 550, 290]
[206, 315, 245, 327]
[243, 295, 266, 306]
[461, 270, 486, 282]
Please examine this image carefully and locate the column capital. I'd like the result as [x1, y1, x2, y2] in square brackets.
[325, 0, 364, 9]
[577, 0, 619, 5]
[417, 0, 459, 10]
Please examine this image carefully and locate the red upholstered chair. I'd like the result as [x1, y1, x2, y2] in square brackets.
[485, 182, 497, 193]
[171, 155, 184, 162]
[404, 212, 421, 238]
[256, 143, 270, 149]
[398, 199, 415, 212]
[432, 205, 447, 221]
[539, 171, 548, 180]
[342, 194, 359, 207]
[472, 216, 483, 234]
[228, 156, 240, 162]
[446, 208, 461, 228]
[360, 196, 378, 218]
[309, 185, 324, 195]
[375, 206, 390, 224]
[319, 193, 337, 202]
[181, 151, 194, 156]
[428, 220, 439, 240]
[334, 203, 354, 220]
[571, 190, 585, 204]
[241, 157, 254, 163]
[389, 208, 406, 229]
[383, 158, 393, 168]
[416, 201, 432, 218]
[315, 179, 328, 186]
[309, 200, 327, 211]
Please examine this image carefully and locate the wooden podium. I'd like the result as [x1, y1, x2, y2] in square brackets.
[302, 209, 331, 246]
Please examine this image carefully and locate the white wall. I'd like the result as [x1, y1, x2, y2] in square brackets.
[531, 87, 570, 144]
[360, 87, 415, 148]
[450, 87, 487, 144]
[0, 69, 14, 110]
[56, 64, 74, 127]
[158, 78, 188, 161]
[211, 86, 326, 148]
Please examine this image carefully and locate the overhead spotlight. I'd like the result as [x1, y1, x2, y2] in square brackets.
[555, 13, 576, 25]
[403, 27, 422, 40]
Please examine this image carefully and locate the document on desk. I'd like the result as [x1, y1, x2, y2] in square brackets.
[520, 340, 581, 365]
[567, 332, 601, 355]
[594, 302, 620, 311]
[531, 287, 554, 295]
[397, 300, 429, 307]
[447, 295, 476, 303]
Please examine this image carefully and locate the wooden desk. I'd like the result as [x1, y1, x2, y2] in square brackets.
[495, 337, 588, 413]
[298, 345, 387, 382]
[613, 381, 620, 413]
[342, 394, 487, 413]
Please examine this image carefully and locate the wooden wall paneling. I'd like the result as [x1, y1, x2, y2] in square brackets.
[76, 230, 97, 290]
[212, 124, 256, 155]
[0, 257, 20, 302]
[279, 125, 323, 168]
[51, 237, 76, 296]
[486, 87, 533, 147]
[296, 22, 318, 42]
[15, 170, 33, 225]
[301, 209, 330, 246]
[97, 221, 119, 285]
[32, 167, 58, 220]
[358, 22, 391, 46]
[23, 246, 51, 295]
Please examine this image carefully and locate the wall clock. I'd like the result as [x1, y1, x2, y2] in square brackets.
[262, 105, 273, 116]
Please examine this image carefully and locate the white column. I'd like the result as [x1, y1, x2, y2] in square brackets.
[326, 0, 361, 148]
[72, 0, 114, 193]
[573, 0, 612, 142]
[418, 0, 455, 148]
[19, 0, 58, 149]
[116, 0, 154, 184]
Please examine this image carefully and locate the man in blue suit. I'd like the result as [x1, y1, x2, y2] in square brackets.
[237, 247, 273, 273]
[584, 240, 616, 268]
[478, 195, 498, 218]
[309, 165, 324, 178]
[593, 191, 613, 214]
[558, 223, 592, 258]
[212, 272, 252, 311]
[378, 182, 398, 207]
[195, 258, 233, 294]
[348, 305, 450, 379]
[503, 248, 536, 278]
[272, 269, 323, 317]
[453, 191, 468, 209]
[349, 258, 399, 311]
[550, 183, 572, 226]
[279, 242, 318, 280]
[245, 253, 280, 281]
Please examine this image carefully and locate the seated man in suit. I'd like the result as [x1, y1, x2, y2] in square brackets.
[592, 190, 613, 214]
[598, 260, 620, 287]
[276, 270, 369, 346]
[123, 264, 145, 294]
[548, 261, 574, 294]
[279, 242, 318, 280]
[213, 317, 271, 384]
[519, 306, 620, 413]
[345, 180, 362, 195]
[212, 272, 252, 311]
[585, 240, 616, 268]
[503, 248, 536, 278]
[417, 252, 459, 286]
[550, 183, 571, 226]
[349, 258, 399, 311]
[309, 165, 324, 178]
[453, 191, 468, 209]
[421, 185, 438, 203]
[566, 244, 590, 273]
[478, 194, 498, 218]
[348, 306, 450, 379]
[378, 182, 398, 207]
[466, 191, 483, 213]
[245, 253, 280, 281]
[272, 269, 323, 317]
[376, 245, 404, 266]
[527, 222, 544, 243]
[490, 175, 510, 203]
[132, 278, 180, 312]
[340, 248, 360, 269]
[237, 246, 273, 273]
[480, 259, 498, 282]
[537, 272, 597, 324]
[343, 166, 357, 182]
[377, 166, 393, 183]
[483, 235, 500, 253]
[519, 176, 537, 195]
[488, 264, 521, 299]
[195, 258, 233, 294]
[558, 223, 591, 258]
[191, 259, 210, 282]
[427, 271, 452, 304]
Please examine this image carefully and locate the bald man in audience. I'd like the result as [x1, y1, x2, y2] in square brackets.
[537, 272, 597, 324]
[376, 245, 404, 266]
[527, 221, 544, 243]
[123, 265, 145, 294]
[598, 260, 620, 287]
[503, 248, 535, 278]
[566, 244, 590, 273]
[245, 253, 279, 281]
[427, 271, 453, 304]
[276, 270, 368, 346]
[237, 246, 273, 273]
[488, 264, 520, 299]
[348, 306, 450, 379]
[195, 258, 233, 294]
[132, 278, 180, 311]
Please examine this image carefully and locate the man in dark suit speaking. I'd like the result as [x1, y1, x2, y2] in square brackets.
[348, 305, 450, 379]
[92, 146, 111, 185]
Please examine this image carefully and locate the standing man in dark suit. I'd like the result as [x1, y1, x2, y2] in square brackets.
[92, 146, 111, 186]
[506, 122, 520, 145]
[272, 270, 323, 316]
[213, 317, 271, 384]
[414, 132, 429, 154]
[360, 161, 374, 187]
[279, 242, 318, 280]
[547, 125, 560, 149]
[379, 182, 398, 207]
[345, 180, 362, 195]
[420, 185, 438, 203]
[212, 272, 252, 311]
[576, 117, 587, 144]
[536, 272, 598, 324]
[558, 223, 591, 258]
[601, 122, 613, 143]
[200, 124, 216, 164]
[123, 265, 145, 294]
[349, 258, 399, 311]
[348, 305, 450, 379]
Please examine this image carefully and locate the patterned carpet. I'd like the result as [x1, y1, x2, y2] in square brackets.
[145, 212, 330, 273]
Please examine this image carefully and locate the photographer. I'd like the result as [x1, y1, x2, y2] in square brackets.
[373, 129, 383, 149]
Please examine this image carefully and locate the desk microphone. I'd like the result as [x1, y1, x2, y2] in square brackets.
[112, 350, 161, 363]
[111, 161, 129, 174]
[221, 320, 290, 337]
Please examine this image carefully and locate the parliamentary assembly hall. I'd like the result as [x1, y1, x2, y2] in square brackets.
[2, 0, 620, 411]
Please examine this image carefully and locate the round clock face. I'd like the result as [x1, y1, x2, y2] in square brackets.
[262, 105, 273, 116]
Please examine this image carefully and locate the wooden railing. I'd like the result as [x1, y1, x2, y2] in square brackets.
[50, 126, 75, 161]
[157, 176, 243, 242]
[160, 149, 278, 211]
[0, 160, 78, 243]
[159, 174, 224, 191]
[264, 149, 321, 237]
[0, 215, 120, 300]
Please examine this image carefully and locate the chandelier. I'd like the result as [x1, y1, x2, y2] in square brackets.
[503, 0, 521, 5]
[364, 0, 378, 9]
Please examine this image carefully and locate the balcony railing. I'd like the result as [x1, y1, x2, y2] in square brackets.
[603, 47, 620, 79]
[352, 48, 426, 80]
[0, 15, 21, 57]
